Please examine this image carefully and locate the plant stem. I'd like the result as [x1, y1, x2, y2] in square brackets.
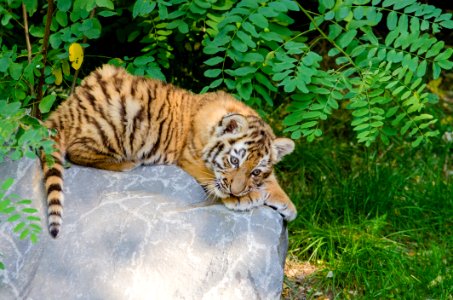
[297, 3, 358, 70]
[21, 4, 32, 64]
[34, 0, 54, 120]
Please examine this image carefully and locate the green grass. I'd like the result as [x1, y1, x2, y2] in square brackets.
[278, 136, 452, 299]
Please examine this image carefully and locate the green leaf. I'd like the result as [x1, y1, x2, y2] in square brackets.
[204, 45, 225, 55]
[434, 48, 452, 61]
[204, 69, 222, 78]
[420, 20, 429, 31]
[27, 216, 41, 222]
[134, 56, 155, 66]
[385, 30, 399, 46]
[256, 72, 277, 92]
[398, 14, 408, 32]
[401, 91, 411, 100]
[386, 106, 399, 118]
[387, 11, 398, 30]
[335, 6, 350, 19]
[303, 111, 322, 119]
[337, 30, 357, 48]
[22, 208, 38, 214]
[178, 22, 189, 34]
[7, 214, 20, 223]
[29, 25, 44, 38]
[291, 130, 301, 140]
[132, 0, 156, 18]
[321, 0, 335, 9]
[1, 178, 14, 191]
[0, 57, 10, 73]
[23, 0, 38, 15]
[242, 53, 264, 63]
[231, 66, 257, 76]
[411, 136, 423, 147]
[392, 86, 405, 96]
[353, 6, 364, 20]
[416, 60, 427, 77]
[394, 0, 416, 10]
[55, 11, 68, 27]
[204, 57, 224, 66]
[237, 81, 252, 100]
[327, 98, 339, 109]
[249, 13, 268, 29]
[39, 94, 57, 114]
[20, 228, 30, 240]
[352, 108, 370, 117]
[231, 39, 247, 52]
[426, 41, 444, 59]
[382, 0, 398, 6]
[436, 60, 453, 70]
[237, 31, 256, 48]
[325, 10, 335, 20]
[209, 78, 223, 89]
[410, 17, 420, 32]
[354, 123, 370, 131]
[56, 0, 72, 12]
[17, 199, 32, 205]
[440, 19, 453, 29]
[300, 121, 318, 129]
[361, 27, 378, 45]
[96, 0, 114, 9]
[9, 63, 23, 80]
[242, 22, 259, 38]
[14, 222, 26, 233]
[98, 11, 117, 17]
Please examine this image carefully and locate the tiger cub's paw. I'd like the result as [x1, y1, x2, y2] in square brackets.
[222, 190, 264, 212]
[265, 198, 297, 222]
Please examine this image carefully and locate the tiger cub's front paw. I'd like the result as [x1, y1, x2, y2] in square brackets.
[265, 197, 297, 222]
[222, 190, 264, 211]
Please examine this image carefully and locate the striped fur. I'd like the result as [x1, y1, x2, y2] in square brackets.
[42, 64, 297, 238]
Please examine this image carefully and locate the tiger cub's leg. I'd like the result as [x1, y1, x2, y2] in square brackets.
[262, 173, 297, 221]
[222, 190, 265, 212]
[66, 142, 138, 171]
[222, 173, 297, 221]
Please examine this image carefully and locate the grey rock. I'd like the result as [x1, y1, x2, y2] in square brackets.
[0, 158, 288, 300]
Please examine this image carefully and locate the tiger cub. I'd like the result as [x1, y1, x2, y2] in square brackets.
[42, 64, 297, 238]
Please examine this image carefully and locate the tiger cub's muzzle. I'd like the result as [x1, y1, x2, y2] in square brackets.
[230, 170, 249, 197]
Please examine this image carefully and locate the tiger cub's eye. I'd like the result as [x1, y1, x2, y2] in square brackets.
[230, 156, 239, 166]
[251, 169, 261, 176]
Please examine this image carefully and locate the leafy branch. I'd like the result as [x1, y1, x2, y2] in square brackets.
[199, 0, 452, 147]
[0, 178, 42, 270]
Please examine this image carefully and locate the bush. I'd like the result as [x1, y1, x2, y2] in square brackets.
[1, 0, 452, 162]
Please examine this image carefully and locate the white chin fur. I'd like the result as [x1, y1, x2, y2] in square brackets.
[214, 188, 229, 199]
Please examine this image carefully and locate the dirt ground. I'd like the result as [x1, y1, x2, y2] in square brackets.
[282, 257, 331, 300]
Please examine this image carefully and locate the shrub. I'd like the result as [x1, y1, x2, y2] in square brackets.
[1, 0, 452, 162]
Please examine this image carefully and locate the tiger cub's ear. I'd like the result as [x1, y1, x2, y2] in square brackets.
[273, 137, 295, 162]
[217, 114, 248, 136]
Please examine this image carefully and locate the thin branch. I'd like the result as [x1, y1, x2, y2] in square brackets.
[33, 0, 54, 120]
[297, 3, 358, 71]
[22, 3, 32, 64]
[71, 8, 96, 95]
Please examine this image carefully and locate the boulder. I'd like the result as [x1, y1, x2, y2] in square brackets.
[0, 158, 288, 299]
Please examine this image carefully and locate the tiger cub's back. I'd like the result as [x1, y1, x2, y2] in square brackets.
[46, 65, 198, 164]
[42, 65, 200, 237]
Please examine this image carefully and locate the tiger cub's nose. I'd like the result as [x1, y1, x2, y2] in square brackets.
[230, 179, 246, 196]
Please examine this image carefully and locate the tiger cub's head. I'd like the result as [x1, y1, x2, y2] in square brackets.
[202, 114, 294, 198]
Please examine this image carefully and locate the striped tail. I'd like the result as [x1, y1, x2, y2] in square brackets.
[41, 148, 65, 238]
